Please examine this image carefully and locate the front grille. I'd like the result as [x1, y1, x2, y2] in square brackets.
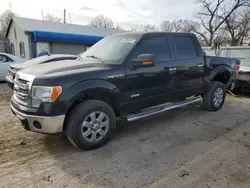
[13, 77, 30, 106]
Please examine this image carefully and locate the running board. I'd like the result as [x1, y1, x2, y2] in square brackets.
[126, 96, 202, 122]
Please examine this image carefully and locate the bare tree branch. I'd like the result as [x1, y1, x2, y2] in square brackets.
[89, 15, 114, 29]
[195, 0, 249, 46]
[0, 10, 14, 39]
[160, 20, 194, 32]
[44, 14, 62, 23]
[223, 8, 250, 45]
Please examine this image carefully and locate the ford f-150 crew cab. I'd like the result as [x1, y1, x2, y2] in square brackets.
[10, 32, 240, 150]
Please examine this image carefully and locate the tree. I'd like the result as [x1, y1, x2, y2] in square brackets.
[90, 15, 114, 28]
[160, 20, 195, 32]
[114, 25, 124, 30]
[0, 10, 14, 39]
[224, 9, 250, 45]
[194, 0, 250, 46]
[127, 24, 158, 32]
[140, 24, 158, 32]
[44, 14, 62, 23]
[127, 24, 140, 32]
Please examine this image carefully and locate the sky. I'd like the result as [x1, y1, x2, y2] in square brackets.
[0, 0, 198, 28]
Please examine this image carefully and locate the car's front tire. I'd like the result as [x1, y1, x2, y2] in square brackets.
[65, 100, 116, 150]
[203, 81, 226, 111]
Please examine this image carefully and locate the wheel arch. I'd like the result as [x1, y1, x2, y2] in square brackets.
[209, 65, 232, 85]
[62, 80, 121, 130]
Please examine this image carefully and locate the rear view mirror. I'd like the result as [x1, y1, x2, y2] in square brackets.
[132, 54, 154, 68]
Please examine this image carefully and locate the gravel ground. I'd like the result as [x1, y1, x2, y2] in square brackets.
[0, 83, 250, 188]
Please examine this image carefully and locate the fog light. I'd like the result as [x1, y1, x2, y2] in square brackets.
[33, 121, 42, 129]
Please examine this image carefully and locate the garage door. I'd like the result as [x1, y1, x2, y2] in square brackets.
[51, 42, 86, 55]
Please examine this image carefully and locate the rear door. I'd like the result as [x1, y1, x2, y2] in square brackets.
[170, 34, 205, 96]
[121, 35, 175, 113]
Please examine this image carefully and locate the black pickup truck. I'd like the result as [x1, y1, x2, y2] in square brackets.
[10, 32, 240, 150]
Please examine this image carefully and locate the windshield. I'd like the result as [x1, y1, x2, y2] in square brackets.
[79, 34, 139, 64]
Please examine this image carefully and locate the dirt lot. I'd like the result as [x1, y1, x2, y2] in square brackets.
[1, 83, 250, 188]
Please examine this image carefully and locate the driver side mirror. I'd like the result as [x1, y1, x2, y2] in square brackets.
[132, 54, 155, 69]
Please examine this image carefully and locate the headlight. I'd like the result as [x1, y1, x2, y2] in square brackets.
[32, 86, 62, 102]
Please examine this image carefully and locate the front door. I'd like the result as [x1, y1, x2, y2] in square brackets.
[121, 36, 175, 113]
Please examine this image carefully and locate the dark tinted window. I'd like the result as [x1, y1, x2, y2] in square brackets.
[174, 36, 197, 59]
[131, 36, 170, 62]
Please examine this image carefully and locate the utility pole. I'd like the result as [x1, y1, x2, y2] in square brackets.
[63, 9, 66, 24]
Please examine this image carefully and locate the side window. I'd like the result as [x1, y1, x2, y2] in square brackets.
[174, 36, 197, 59]
[0, 55, 11, 63]
[130, 36, 171, 62]
[19, 41, 25, 58]
[10, 43, 15, 55]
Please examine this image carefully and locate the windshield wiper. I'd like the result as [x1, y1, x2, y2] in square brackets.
[86, 55, 101, 60]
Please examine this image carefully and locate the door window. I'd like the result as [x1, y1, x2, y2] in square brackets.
[174, 36, 197, 59]
[19, 41, 25, 58]
[130, 36, 171, 62]
[0, 55, 9, 63]
[10, 43, 15, 55]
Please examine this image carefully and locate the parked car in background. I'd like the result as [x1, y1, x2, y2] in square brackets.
[230, 58, 250, 93]
[6, 54, 77, 88]
[0, 53, 25, 81]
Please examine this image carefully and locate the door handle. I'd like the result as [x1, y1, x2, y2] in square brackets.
[169, 67, 177, 71]
[197, 64, 203, 67]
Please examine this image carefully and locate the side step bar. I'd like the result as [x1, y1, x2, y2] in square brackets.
[126, 96, 202, 122]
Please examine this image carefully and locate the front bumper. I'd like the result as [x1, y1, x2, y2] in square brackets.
[11, 104, 65, 134]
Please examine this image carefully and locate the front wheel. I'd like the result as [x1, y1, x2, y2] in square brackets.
[65, 100, 116, 150]
[203, 81, 226, 111]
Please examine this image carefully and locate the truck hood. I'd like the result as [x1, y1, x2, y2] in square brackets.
[19, 59, 105, 76]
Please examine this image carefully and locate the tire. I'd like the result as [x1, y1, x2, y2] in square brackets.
[203, 81, 226, 111]
[65, 100, 116, 150]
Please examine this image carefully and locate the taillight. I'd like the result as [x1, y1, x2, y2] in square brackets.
[236, 65, 240, 72]
[13, 72, 16, 78]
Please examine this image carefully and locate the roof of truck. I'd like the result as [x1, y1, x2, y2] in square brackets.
[112, 31, 195, 37]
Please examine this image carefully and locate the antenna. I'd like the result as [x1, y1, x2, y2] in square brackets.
[41, 9, 44, 21]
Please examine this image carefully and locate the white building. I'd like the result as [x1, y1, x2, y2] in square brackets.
[5, 17, 123, 59]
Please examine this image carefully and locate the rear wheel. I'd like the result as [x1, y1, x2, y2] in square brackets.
[203, 81, 226, 111]
[65, 100, 116, 150]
